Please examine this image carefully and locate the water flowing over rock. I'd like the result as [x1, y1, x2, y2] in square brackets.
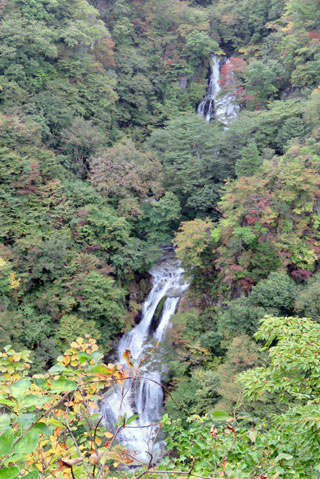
[100, 249, 189, 462]
[197, 54, 239, 124]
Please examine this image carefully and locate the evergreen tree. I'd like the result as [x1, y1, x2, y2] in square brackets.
[235, 142, 261, 177]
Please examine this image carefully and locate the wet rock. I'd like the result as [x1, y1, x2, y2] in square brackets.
[149, 296, 168, 334]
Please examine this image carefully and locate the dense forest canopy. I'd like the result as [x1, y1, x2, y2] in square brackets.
[0, 0, 320, 477]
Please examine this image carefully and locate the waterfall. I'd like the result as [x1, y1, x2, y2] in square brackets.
[197, 54, 239, 124]
[100, 249, 189, 462]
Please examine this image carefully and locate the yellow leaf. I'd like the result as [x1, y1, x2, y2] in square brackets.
[10, 272, 20, 289]
[122, 349, 133, 369]
[63, 355, 70, 366]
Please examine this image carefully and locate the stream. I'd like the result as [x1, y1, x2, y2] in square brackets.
[101, 53, 238, 462]
[101, 248, 189, 461]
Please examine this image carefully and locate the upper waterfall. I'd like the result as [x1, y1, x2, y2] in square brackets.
[197, 54, 239, 124]
[100, 249, 189, 462]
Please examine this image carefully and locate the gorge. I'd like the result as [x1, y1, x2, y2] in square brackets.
[1, 0, 320, 476]
[100, 52, 241, 460]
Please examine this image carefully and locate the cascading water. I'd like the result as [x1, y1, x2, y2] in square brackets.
[197, 54, 221, 122]
[197, 54, 239, 124]
[101, 249, 189, 462]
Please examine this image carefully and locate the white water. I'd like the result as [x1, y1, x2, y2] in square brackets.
[101, 250, 189, 462]
[197, 54, 239, 124]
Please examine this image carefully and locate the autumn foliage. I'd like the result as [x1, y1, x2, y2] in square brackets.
[0, 338, 137, 479]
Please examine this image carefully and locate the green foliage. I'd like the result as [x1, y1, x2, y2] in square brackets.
[276, 117, 309, 147]
[238, 315, 320, 403]
[1, 5, 320, 475]
[136, 192, 181, 245]
[213, 335, 260, 412]
[250, 241, 282, 282]
[230, 99, 305, 154]
[76, 272, 126, 347]
[54, 314, 101, 350]
[207, 0, 285, 51]
[89, 138, 163, 214]
[245, 59, 287, 106]
[60, 118, 106, 178]
[0, 113, 155, 363]
[233, 226, 257, 246]
[183, 31, 218, 66]
[214, 273, 296, 342]
[217, 298, 265, 338]
[294, 272, 320, 321]
[248, 272, 297, 315]
[174, 218, 217, 291]
[235, 142, 261, 177]
[146, 114, 230, 218]
[164, 308, 221, 417]
[209, 141, 320, 295]
[0, 0, 116, 143]
[162, 316, 320, 479]
[165, 377, 203, 421]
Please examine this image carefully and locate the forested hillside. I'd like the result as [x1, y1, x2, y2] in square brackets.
[0, 0, 320, 477]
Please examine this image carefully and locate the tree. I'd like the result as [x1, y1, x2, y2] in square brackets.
[89, 139, 163, 204]
[217, 298, 266, 338]
[245, 59, 286, 106]
[235, 142, 261, 177]
[146, 114, 230, 218]
[60, 118, 106, 178]
[276, 117, 308, 147]
[248, 272, 297, 315]
[174, 218, 215, 275]
[0, 258, 20, 302]
[214, 141, 320, 295]
[162, 316, 320, 479]
[183, 31, 218, 66]
[214, 334, 260, 412]
[76, 271, 126, 348]
[54, 314, 101, 350]
[303, 87, 320, 132]
[238, 315, 320, 403]
[136, 192, 181, 244]
[1, 316, 319, 479]
[0, 112, 149, 360]
[294, 272, 320, 322]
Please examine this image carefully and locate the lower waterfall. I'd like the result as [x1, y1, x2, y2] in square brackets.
[100, 249, 189, 462]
